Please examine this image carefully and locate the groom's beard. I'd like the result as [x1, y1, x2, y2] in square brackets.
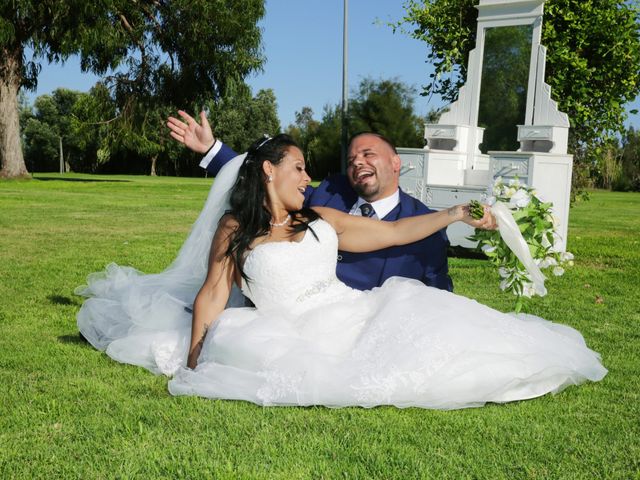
[351, 181, 381, 202]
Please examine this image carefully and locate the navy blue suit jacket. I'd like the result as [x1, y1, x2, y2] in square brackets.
[204, 143, 453, 292]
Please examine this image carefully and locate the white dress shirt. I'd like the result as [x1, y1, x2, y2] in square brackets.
[199, 140, 223, 170]
[349, 190, 400, 220]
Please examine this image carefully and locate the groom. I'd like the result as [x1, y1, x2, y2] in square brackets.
[167, 111, 453, 292]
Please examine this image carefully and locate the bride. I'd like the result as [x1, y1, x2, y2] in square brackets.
[77, 134, 606, 409]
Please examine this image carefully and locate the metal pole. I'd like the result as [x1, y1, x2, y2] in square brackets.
[340, 0, 348, 173]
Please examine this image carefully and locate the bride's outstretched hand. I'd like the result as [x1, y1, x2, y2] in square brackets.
[459, 204, 497, 230]
[167, 110, 215, 154]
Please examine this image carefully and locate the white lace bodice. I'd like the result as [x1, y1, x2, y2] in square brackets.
[241, 219, 358, 313]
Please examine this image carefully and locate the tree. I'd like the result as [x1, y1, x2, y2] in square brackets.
[349, 77, 425, 148]
[617, 127, 640, 191]
[399, 0, 640, 187]
[286, 105, 341, 179]
[207, 84, 281, 153]
[69, 83, 117, 173]
[21, 89, 87, 172]
[1, 0, 265, 178]
[285, 78, 427, 179]
[311, 105, 343, 178]
[286, 107, 321, 171]
[22, 95, 63, 172]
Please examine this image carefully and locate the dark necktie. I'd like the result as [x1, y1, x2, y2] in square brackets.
[359, 203, 375, 218]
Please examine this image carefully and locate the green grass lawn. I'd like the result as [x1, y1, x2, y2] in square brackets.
[1, 173, 638, 479]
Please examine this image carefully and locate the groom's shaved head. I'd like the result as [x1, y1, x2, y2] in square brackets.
[348, 132, 397, 155]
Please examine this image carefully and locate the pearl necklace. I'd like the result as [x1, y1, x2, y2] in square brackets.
[269, 214, 291, 227]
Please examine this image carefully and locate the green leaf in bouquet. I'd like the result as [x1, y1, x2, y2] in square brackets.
[514, 297, 523, 313]
[511, 209, 529, 221]
[534, 218, 547, 234]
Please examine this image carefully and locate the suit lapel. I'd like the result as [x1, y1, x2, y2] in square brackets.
[381, 190, 415, 221]
[378, 190, 418, 282]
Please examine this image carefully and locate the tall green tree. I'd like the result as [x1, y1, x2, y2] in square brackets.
[617, 126, 640, 191]
[23, 90, 75, 172]
[285, 107, 321, 170]
[399, 0, 640, 187]
[349, 77, 425, 148]
[68, 83, 117, 173]
[1, 0, 265, 178]
[312, 105, 343, 178]
[207, 84, 281, 153]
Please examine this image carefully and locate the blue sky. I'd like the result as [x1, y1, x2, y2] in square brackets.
[26, 0, 640, 130]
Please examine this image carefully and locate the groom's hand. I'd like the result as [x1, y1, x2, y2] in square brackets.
[167, 110, 215, 154]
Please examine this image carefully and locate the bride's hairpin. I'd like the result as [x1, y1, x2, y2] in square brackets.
[245, 134, 273, 166]
[256, 134, 272, 150]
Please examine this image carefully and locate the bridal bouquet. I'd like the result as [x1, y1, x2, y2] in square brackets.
[468, 177, 574, 312]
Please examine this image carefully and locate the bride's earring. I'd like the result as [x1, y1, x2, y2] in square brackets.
[267, 175, 273, 183]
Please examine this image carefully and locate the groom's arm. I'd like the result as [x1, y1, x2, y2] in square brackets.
[167, 110, 238, 176]
[200, 140, 240, 176]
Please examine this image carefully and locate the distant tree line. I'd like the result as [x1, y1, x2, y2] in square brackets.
[19, 73, 640, 190]
[20, 77, 430, 179]
[592, 128, 640, 192]
[19, 83, 280, 176]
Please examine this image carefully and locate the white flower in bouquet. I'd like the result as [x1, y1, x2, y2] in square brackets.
[468, 176, 574, 312]
[521, 283, 536, 298]
[481, 244, 497, 254]
[509, 188, 531, 208]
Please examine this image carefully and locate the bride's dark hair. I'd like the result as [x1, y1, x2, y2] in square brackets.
[225, 134, 320, 282]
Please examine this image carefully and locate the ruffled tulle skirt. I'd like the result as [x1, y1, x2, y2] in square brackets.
[163, 276, 605, 409]
[78, 267, 606, 409]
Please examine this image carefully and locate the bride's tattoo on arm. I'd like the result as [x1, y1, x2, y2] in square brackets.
[447, 206, 458, 217]
[197, 328, 208, 349]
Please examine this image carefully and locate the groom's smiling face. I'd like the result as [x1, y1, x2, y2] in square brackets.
[347, 134, 401, 202]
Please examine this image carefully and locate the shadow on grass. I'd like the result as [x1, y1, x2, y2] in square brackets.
[448, 245, 487, 260]
[35, 176, 130, 183]
[57, 333, 91, 346]
[47, 294, 80, 306]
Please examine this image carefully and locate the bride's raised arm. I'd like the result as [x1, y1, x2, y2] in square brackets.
[188, 214, 238, 368]
[313, 205, 495, 253]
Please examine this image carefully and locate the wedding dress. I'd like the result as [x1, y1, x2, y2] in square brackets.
[76, 154, 606, 409]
